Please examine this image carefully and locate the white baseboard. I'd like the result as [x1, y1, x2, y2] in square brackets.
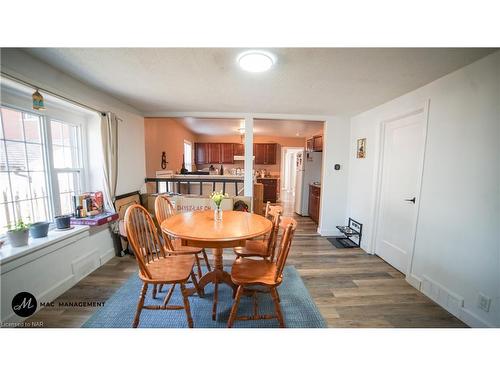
[99, 248, 115, 265]
[405, 274, 422, 290]
[459, 308, 493, 328]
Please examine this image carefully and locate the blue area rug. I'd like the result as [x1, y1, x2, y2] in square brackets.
[82, 266, 326, 328]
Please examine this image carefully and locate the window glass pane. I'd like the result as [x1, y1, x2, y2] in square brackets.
[50, 121, 63, 145]
[0, 172, 12, 204]
[0, 141, 7, 172]
[0, 110, 3, 139]
[0, 203, 15, 235]
[23, 113, 42, 143]
[57, 171, 80, 215]
[5, 141, 27, 171]
[26, 143, 44, 171]
[59, 193, 73, 215]
[32, 198, 49, 222]
[30, 172, 48, 199]
[1, 107, 24, 141]
[14, 199, 33, 224]
[9, 172, 31, 201]
[52, 144, 65, 168]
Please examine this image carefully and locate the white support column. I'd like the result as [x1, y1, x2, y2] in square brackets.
[243, 116, 254, 198]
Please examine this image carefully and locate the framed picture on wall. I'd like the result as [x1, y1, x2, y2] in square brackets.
[357, 138, 366, 158]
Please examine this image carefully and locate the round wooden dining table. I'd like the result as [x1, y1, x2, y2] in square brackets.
[161, 210, 272, 320]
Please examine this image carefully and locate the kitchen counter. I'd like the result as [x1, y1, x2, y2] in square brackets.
[171, 174, 244, 180]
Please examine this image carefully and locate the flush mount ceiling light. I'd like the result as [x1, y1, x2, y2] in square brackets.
[237, 50, 276, 73]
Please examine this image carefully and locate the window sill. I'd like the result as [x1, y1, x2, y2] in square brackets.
[0, 226, 90, 266]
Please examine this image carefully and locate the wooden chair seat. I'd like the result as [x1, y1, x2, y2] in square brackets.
[139, 254, 195, 284]
[231, 258, 280, 286]
[233, 240, 268, 258]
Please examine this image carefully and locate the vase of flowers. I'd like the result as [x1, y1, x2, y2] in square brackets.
[210, 191, 227, 222]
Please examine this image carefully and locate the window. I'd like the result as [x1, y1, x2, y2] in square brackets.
[0, 106, 85, 235]
[50, 120, 84, 215]
[183, 140, 192, 172]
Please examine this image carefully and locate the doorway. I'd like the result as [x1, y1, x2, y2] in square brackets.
[280, 147, 302, 203]
[373, 105, 428, 275]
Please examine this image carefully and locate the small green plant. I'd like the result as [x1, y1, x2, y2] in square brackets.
[7, 219, 30, 232]
[210, 191, 228, 209]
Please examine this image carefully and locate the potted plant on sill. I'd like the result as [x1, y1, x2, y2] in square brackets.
[6, 219, 30, 247]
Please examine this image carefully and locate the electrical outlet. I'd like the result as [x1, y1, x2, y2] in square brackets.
[477, 293, 491, 312]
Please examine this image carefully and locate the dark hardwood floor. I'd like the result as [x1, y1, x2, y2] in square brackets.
[24, 192, 467, 328]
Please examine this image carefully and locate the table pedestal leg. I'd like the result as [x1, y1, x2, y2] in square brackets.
[197, 248, 237, 320]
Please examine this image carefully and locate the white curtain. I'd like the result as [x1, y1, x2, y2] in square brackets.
[100, 112, 118, 212]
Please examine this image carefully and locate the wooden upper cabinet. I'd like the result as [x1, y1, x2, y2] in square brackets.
[234, 143, 244, 156]
[221, 143, 235, 163]
[254, 143, 267, 164]
[313, 135, 323, 152]
[254, 143, 277, 165]
[207, 143, 222, 163]
[194, 143, 209, 164]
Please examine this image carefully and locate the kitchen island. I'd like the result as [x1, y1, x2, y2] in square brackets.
[146, 174, 244, 196]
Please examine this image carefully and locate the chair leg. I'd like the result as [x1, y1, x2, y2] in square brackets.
[227, 285, 244, 328]
[195, 254, 202, 279]
[212, 280, 219, 321]
[190, 271, 204, 297]
[158, 284, 164, 293]
[270, 287, 285, 328]
[152, 284, 158, 299]
[133, 282, 148, 328]
[162, 283, 176, 306]
[180, 283, 194, 328]
[275, 288, 281, 303]
[202, 249, 211, 271]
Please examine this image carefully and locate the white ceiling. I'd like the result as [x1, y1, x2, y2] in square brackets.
[25, 48, 497, 116]
[175, 117, 323, 138]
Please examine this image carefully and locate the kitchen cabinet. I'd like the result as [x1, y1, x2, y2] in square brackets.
[195, 143, 209, 164]
[308, 184, 320, 224]
[306, 135, 323, 152]
[313, 135, 323, 152]
[254, 143, 277, 165]
[257, 178, 279, 203]
[194, 142, 277, 165]
[234, 143, 244, 156]
[221, 143, 235, 163]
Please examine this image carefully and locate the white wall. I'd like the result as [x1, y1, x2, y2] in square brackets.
[0, 48, 146, 196]
[318, 116, 350, 235]
[346, 51, 500, 327]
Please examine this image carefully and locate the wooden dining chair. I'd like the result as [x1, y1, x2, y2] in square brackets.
[227, 217, 297, 328]
[155, 195, 211, 278]
[125, 204, 201, 328]
[233, 208, 281, 260]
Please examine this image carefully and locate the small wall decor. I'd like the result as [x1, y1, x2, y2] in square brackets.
[356, 138, 366, 158]
[32, 89, 45, 110]
[161, 152, 167, 169]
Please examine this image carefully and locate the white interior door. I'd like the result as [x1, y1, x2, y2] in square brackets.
[375, 110, 426, 274]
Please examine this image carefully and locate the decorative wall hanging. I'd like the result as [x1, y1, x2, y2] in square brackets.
[32, 89, 45, 110]
[357, 138, 366, 158]
[161, 152, 168, 169]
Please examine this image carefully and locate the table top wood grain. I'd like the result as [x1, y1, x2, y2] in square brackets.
[160, 210, 272, 243]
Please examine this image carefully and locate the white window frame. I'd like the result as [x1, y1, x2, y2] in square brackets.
[0, 101, 88, 233]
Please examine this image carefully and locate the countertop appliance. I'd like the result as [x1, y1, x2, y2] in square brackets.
[295, 150, 322, 216]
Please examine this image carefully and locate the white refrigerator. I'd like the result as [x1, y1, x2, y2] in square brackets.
[294, 151, 322, 216]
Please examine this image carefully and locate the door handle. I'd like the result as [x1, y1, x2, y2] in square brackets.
[404, 197, 416, 204]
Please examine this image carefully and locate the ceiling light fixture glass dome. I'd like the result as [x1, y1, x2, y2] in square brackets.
[237, 50, 276, 73]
